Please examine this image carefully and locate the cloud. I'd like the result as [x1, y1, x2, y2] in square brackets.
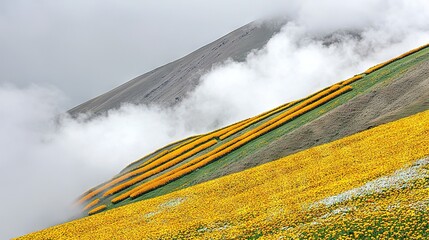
[1, 0, 429, 238]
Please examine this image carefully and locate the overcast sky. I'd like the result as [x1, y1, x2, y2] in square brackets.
[0, 0, 297, 108]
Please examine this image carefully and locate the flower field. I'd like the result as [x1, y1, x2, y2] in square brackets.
[19, 109, 429, 239]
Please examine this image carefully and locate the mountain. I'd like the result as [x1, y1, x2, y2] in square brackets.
[68, 42, 429, 214]
[68, 21, 284, 117]
[18, 27, 429, 238]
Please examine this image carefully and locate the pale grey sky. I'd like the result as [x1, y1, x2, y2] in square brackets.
[0, 0, 297, 108]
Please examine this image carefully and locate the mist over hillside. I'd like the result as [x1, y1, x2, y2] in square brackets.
[1, 0, 429, 239]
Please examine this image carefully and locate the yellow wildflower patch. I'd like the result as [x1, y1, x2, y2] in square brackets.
[19, 109, 429, 239]
[87, 205, 107, 216]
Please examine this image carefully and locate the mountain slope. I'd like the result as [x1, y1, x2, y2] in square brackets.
[224, 43, 429, 175]
[19, 108, 429, 239]
[74, 43, 429, 216]
[68, 21, 283, 116]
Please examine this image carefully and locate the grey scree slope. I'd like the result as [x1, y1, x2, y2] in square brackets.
[68, 21, 283, 116]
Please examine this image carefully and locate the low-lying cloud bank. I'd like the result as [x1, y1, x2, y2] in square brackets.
[2, 0, 429, 238]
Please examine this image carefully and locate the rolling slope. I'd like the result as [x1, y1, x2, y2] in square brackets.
[19, 104, 429, 239]
[75, 43, 429, 217]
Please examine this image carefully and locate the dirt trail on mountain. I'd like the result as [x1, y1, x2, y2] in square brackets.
[215, 59, 429, 177]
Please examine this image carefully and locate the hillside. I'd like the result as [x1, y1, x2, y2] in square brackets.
[68, 21, 283, 117]
[72, 43, 429, 217]
[19, 107, 429, 239]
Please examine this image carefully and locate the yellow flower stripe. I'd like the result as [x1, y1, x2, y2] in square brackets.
[122, 135, 199, 172]
[130, 136, 200, 171]
[340, 74, 364, 85]
[219, 84, 343, 141]
[218, 101, 296, 140]
[242, 99, 298, 125]
[116, 86, 353, 202]
[87, 205, 106, 216]
[103, 139, 218, 197]
[20, 109, 429, 239]
[83, 198, 100, 211]
[364, 43, 429, 74]
[132, 150, 169, 169]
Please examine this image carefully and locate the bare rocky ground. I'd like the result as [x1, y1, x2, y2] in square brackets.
[222, 59, 429, 175]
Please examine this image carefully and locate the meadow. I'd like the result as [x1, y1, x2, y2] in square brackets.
[19, 108, 429, 239]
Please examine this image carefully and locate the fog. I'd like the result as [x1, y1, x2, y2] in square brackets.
[1, 0, 429, 238]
